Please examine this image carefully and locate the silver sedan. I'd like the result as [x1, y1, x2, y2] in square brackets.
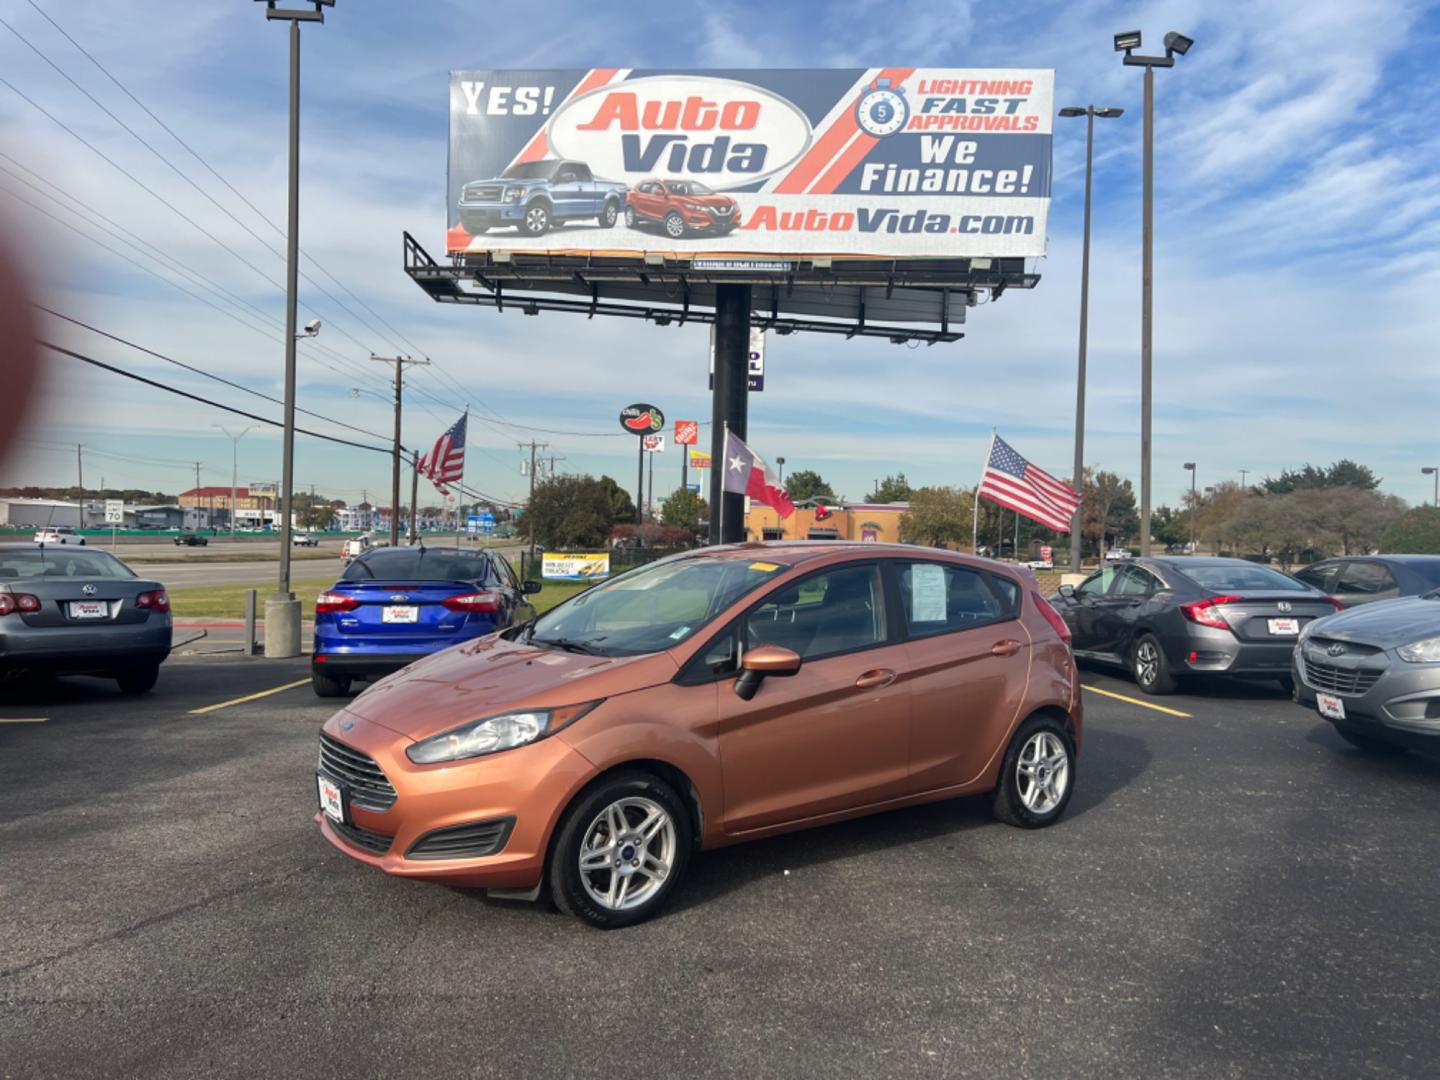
[0, 543, 172, 693]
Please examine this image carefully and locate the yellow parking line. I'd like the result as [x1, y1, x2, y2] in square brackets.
[188, 678, 310, 715]
[1083, 684, 1192, 718]
[0, 717, 48, 724]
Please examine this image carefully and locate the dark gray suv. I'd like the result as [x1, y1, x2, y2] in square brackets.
[1050, 557, 1339, 695]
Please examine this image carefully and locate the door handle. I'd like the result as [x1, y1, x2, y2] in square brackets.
[854, 669, 897, 689]
[990, 639, 1023, 657]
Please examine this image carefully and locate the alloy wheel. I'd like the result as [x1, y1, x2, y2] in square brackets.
[578, 796, 676, 911]
[1135, 640, 1159, 687]
[525, 205, 548, 233]
[665, 213, 685, 238]
[1015, 730, 1069, 815]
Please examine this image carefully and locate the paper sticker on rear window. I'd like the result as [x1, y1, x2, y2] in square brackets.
[749, 562, 780, 572]
[910, 563, 947, 623]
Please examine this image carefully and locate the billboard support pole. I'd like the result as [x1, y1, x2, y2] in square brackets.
[635, 439, 644, 529]
[710, 284, 751, 545]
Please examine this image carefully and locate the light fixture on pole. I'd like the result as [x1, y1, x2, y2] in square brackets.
[1116, 28, 1194, 557]
[776, 456, 786, 485]
[1059, 104, 1124, 573]
[1183, 461, 1197, 552]
[213, 424, 255, 537]
[1424, 466, 1438, 507]
[255, 0, 334, 658]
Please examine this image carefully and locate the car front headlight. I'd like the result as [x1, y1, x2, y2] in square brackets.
[503, 186, 526, 203]
[405, 701, 600, 764]
[1397, 636, 1440, 663]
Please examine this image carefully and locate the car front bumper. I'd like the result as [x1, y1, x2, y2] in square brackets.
[457, 201, 525, 229]
[314, 711, 596, 889]
[1292, 646, 1440, 748]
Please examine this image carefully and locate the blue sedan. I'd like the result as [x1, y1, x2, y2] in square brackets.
[310, 545, 539, 697]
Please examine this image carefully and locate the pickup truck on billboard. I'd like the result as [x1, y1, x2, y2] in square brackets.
[625, 178, 740, 238]
[448, 69, 1053, 259]
[456, 159, 628, 237]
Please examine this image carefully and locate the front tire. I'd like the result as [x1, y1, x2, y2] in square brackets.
[116, 664, 159, 695]
[599, 200, 619, 228]
[521, 201, 551, 236]
[992, 714, 1075, 828]
[1132, 633, 1178, 695]
[549, 770, 691, 929]
[311, 668, 351, 698]
[664, 211, 686, 239]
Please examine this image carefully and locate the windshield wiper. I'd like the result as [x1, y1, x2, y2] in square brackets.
[532, 635, 605, 655]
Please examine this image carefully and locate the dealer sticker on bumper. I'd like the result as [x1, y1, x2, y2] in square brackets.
[317, 775, 345, 824]
[1316, 693, 1346, 721]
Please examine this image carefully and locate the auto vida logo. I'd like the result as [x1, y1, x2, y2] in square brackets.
[547, 76, 813, 188]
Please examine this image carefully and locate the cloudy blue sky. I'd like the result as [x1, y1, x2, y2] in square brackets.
[1, 0, 1436, 511]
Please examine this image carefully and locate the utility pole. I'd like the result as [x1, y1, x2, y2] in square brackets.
[369, 354, 429, 547]
[520, 441, 546, 573]
[214, 425, 254, 538]
[409, 450, 420, 543]
[1239, 469, 1249, 489]
[76, 444, 84, 513]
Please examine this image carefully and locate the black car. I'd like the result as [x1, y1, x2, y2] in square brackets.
[1050, 557, 1339, 694]
[1292, 555, 1440, 608]
[173, 532, 209, 547]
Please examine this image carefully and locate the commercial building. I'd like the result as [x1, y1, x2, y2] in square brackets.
[0, 497, 83, 528]
[743, 502, 909, 543]
[178, 486, 276, 529]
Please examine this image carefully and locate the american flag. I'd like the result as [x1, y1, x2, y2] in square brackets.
[418, 412, 466, 495]
[978, 433, 1080, 532]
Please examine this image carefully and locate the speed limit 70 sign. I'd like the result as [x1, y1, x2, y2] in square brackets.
[674, 420, 698, 446]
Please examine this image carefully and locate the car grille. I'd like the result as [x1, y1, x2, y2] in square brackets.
[318, 733, 397, 811]
[709, 205, 734, 217]
[330, 819, 393, 855]
[406, 817, 515, 861]
[464, 184, 502, 202]
[1302, 656, 1384, 697]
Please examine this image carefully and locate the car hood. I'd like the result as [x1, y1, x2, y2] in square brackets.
[340, 632, 680, 743]
[677, 194, 735, 208]
[1308, 596, 1440, 648]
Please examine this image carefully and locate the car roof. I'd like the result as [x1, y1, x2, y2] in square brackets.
[672, 542, 1022, 574]
[1313, 554, 1440, 564]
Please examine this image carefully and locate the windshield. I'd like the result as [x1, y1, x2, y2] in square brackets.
[667, 181, 714, 196]
[501, 161, 558, 180]
[343, 548, 497, 583]
[1406, 560, 1440, 591]
[530, 555, 787, 657]
[0, 548, 137, 581]
[1183, 564, 1311, 592]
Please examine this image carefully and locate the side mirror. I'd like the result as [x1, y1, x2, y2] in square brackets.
[734, 644, 802, 701]
[1058, 584, 1075, 598]
[522, 580, 542, 595]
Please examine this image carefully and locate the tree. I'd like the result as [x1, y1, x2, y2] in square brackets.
[596, 475, 636, 525]
[1149, 505, 1189, 548]
[1382, 506, 1440, 554]
[900, 486, 974, 548]
[1262, 459, 1381, 494]
[521, 475, 613, 550]
[866, 473, 913, 503]
[1083, 471, 1138, 552]
[660, 486, 708, 533]
[785, 469, 834, 503]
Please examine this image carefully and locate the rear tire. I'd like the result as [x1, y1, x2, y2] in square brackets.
[599, 199, 618, 228]
[116, 664, 159, 694]
[549, 770, 691, 929]
[1132, 633, 1178, 695]
[992, 714, 1076, 828]
[1334, 724, 1404, 754]
[311, 668, 351, 698]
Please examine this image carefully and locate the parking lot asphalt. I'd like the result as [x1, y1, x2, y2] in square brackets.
[2, 658, 1437, 1078]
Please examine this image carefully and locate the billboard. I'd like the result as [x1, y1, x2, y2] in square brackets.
[542, 552, 610, 581]
[447, 68, 1052, 259]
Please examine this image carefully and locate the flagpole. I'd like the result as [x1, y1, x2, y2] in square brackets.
[974, 429, 995, 555]
[454, 408, 468, 549]
[719, 421, 728, 545]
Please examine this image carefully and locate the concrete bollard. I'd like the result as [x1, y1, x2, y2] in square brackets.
[263, 595, 303, 658]
[244, 589, 258, 656]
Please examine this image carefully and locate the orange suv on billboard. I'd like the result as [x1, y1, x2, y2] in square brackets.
[314, 543, 1081, 928]
[624, 178, 741, 239]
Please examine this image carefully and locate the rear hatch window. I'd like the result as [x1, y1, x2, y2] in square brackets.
[343, 549, 497, 583]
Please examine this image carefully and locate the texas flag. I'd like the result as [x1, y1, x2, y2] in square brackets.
[723, 430, 794, 519]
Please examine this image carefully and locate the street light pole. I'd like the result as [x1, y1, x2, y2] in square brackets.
[1116, 29, 1192, 558]
[1424, 466, 1438, 507]
[1059, 104, 1124, 573]
[214, 424, 255, 537]
[258, 0, 333, 659]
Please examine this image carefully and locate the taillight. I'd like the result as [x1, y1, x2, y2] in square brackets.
[1324, 595, 1344, 610]
[1032, 592, 1071, 644]
[1180, 595, 1242, 630]
[315, 591, 360, 613]
[0, 593, 40, 616]
[442, 591, 500, 613]
[135, 590, 170, 612]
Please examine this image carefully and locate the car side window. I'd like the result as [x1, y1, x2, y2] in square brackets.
[745, 564, 885, 661]
[1075, 569, 1109, 598]
[556, 167, 577, 182]
[1294, 562, 1338, 592]
[570, 163, 592, 182]
[1113, 565, 1156, 597]
[897, 562, 1005, 638]
[1337, 561, 1398, 596]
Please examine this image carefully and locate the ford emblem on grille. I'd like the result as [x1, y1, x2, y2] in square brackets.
[82, 584, 97, 595]
[341, 719, 355, 731]
[1277, 601, 1292, 612]
[390, 594, 409, 602]
[1327, 643, 1346, 657]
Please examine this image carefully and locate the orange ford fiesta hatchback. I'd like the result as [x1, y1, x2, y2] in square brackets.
[314, 543, 1082, 928]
